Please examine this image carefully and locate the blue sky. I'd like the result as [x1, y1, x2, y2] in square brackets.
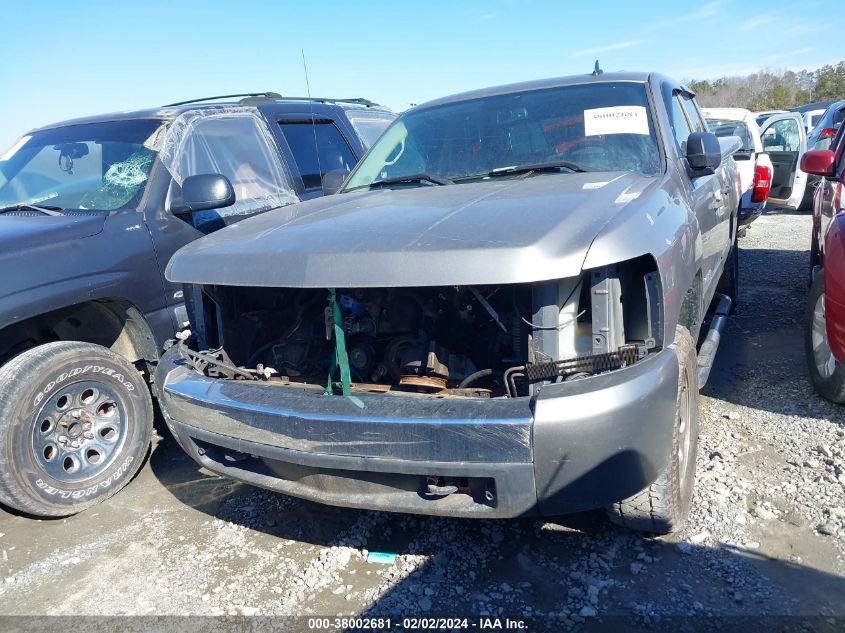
[0, 0, 839, 149]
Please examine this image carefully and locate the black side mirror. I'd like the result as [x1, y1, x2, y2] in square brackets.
[686, 132, 722, 176]
[170, 174, 236, 214]
[322, 169, 350, 195]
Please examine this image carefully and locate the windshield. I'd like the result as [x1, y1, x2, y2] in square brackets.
[707, 118, 754, 152]
[344, 82, 661, 191]
[0, 119, 162, 212]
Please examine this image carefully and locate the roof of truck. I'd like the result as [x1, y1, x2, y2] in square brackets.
[27, 94, 392, 134]
[414, 71, 657, 110]
[790, 100, 836, 114]
[701, 107, 759, 126]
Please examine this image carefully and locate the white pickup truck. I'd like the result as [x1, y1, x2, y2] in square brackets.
[704, 107, 773, 227]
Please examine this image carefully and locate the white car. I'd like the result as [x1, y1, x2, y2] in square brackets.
[703, 107, 773, 225]
[757, 111, 811, 210]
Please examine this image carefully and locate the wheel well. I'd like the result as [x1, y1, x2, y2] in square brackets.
[0, 300, 158, 366]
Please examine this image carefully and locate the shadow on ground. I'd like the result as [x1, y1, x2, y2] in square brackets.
[147, 433, 845, 630]
[702, 242, 844, 426]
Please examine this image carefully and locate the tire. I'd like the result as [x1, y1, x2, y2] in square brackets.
[805, 273, 845, 403]
[716, 231, 739, 312]
[809, 235, 821, 287]
[606, 325, 699, 534]
[798, 179, 817, 212]
[0, 341, 153, 517]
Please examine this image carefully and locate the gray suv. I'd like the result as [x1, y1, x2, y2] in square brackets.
[0, 94, 394, 517]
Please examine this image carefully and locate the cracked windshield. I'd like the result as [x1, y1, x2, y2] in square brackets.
[0, 119, 162, 211]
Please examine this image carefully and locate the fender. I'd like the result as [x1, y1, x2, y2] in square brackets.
[0, 211, 175, 353]
[824, 213, 845, 361]
[581, 173, 700, 347]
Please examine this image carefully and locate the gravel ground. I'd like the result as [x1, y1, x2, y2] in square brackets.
[0, 210, 844, 631]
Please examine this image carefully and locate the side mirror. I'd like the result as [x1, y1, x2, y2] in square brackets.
[800, 149, 836, 178]
[170, 174, 236, 214]
[686, 132, 722, 176]
[322, 169, 350, 195]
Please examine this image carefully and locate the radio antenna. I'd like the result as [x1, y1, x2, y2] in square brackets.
[302, 49, 323, 189]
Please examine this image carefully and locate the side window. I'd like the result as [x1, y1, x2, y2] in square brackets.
[346, 111, 397, 148]
[680, 95, 706, 133]
[279, 121, 357, 192]
[161, 110, 298, 223]
[762, 119, 800, 152]
[667, 94, 693, 154]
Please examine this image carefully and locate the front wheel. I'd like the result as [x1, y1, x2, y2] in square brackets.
[606, 325, 699, 534]
[0, 341, 153, 517]
[805, 273, 845, 403]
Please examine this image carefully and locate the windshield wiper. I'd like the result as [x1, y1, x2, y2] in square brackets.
[0, 204, 65, 216]
[362, 173, 453, 190]
[488, 160, 591, 177]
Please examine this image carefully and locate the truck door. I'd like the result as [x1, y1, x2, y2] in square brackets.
[759, 113, 807, 209]
[665, 86, 724, 301]
[144, 107, 298, 328]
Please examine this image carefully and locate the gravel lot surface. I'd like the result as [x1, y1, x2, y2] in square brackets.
[0, 211, 844, 631]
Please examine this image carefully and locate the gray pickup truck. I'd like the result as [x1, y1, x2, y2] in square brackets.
[156, 71, 740, 533]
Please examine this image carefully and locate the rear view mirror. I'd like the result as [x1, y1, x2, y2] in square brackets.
[322, 169, 350, 195]
[686, 132, 722, 176]
[53, 143, 89, 159]
[800, 149, 836, 178]
[170, 174, 236, 214]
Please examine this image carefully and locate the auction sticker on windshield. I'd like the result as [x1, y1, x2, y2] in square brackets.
[584, 106, 649, 136]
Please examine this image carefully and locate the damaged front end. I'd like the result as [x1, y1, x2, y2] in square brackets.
[157, 255, 679, 518]
[178, 255, 662, 400]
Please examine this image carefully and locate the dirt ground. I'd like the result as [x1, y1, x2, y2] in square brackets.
[1, 210, 844, 631]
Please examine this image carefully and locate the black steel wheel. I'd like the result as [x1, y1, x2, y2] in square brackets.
[0, 341, 152, 517]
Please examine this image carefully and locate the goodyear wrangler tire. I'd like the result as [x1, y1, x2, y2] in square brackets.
[0, 341, 152, 517]
[605, 325, 699, 534]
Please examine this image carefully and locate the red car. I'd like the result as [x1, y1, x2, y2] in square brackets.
[802, 125, 845, 402]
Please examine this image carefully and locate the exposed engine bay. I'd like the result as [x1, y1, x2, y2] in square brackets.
[183, 260, 661, 399]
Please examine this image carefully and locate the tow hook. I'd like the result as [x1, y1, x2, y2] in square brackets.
[426, 483, 459, 496]
[425, 477, 459, 497]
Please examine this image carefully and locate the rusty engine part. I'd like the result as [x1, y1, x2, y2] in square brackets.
[504, 343, 647, 397]
[216, 285, 522, 396]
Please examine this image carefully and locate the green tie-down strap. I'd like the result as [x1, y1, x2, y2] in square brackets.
[324, 289, 363, 407]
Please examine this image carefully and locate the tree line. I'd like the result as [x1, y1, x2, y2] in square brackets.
[688, 61, 845, 110]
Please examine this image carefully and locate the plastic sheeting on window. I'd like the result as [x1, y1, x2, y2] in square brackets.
[159, 106, 298, 217]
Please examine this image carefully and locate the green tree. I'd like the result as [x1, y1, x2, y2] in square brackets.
[685, 61, 845, 110]
[814, 62, 845, 100]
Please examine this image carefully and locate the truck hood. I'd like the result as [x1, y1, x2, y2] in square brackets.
[166, 172, 659, 288]
[0, 213, 107, 251]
